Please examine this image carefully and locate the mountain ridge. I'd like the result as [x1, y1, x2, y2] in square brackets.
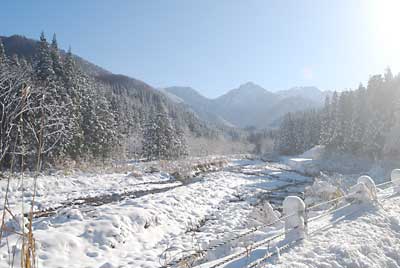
[163, 83, 328, 129]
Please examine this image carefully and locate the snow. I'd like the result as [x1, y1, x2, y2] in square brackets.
[357, 175, 377, 201]
[285, 158, 320, 177]
[262, 193, 400, 268]
[304, 180, 342, 207]
[2, 156, 399, 268]
[202, 172, 400, 268]
[0, 157, 310, 268]
[282, 196, 306, 240]
[391, 169, 400, 193]
[251, 201, 280, 226]
[347, 181, 375, 203]
[299, 145, 325, 159]
[198, 187, 400, 268]
[283, 146, 398, 182]
[0, 171, 176, 213]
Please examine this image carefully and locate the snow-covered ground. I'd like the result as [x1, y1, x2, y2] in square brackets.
[0, 157, 312, 268]
[1, 156, 399, 268]
[0, 171, 175, 213]
[197, 179, 400, 268]
[262, 189, 400, 268]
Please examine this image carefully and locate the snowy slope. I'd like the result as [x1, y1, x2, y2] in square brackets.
[197, 187, 400, 268]
[264, 193, 400, 268]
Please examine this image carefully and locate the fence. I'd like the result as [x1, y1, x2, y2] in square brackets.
[160, 171, 400, 268]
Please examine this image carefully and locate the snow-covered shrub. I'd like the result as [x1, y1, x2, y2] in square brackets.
[250, 201, 280, 225]
[347, 180, 376, 203]
[305, 180, 343, 207]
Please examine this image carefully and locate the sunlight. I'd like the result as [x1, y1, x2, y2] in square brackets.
[368, 0, 400, 70]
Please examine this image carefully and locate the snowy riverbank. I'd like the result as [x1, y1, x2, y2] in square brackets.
[0, 158, 312, 268]
[1, 156, 399, 268]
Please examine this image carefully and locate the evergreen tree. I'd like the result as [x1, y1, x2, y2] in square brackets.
[50, 33, 64, 77]
[0, 39, 8, 68]
[275, 113, 296, 155]
[319, 95, 331, 145]
[327, 91, 340, 148]
[349, 84, 368, 153]
[384, 96, 400, 156]
[172, 126, 189, 159]
[62, 48, 85, 159]
[142, 102, 187, 160]
[81, 82, 118, 159]
[384, 67, 393, 83]
[142, 108, 174, 160]
[36, 32, 55, 81]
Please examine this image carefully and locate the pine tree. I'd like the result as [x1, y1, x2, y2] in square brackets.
[142, 109, 174, 160]
[81, 82, 118, 159]
[349, 84, 367, 154]
[327, 91, 340, 149]
[36, 32, 55, 81]
[340, 91, 354, 152]
[275, 113, 296, 155]
[384, 96, 400, 156]
[50, 33, 64, 77]
[142, 101, 187, 160]
[319, 95, 331, 145]
[172, 126, 188, 159]
[0, 41, 6, 65]
[62, 48, 85, 159]
[384, 67, 393, 83]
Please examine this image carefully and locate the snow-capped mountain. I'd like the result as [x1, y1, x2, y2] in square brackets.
[163, 82, 327, 129]
[212, 82, 278, 128]
[277, 86, 330, 104]
[163, 86, 235, 127]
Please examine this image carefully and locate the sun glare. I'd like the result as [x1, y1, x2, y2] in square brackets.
[368, 0, 400, 70]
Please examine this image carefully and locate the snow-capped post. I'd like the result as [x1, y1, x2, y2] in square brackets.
[357, 176, 377, 201]
[282, 196, 306, 241]
[391, 169, 400, 193]
[348, 176, 377, 203]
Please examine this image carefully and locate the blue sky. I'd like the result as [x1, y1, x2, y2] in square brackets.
[1, 0, 399, 97]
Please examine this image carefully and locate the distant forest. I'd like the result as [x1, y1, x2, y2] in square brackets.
[275, 68, 400, 160]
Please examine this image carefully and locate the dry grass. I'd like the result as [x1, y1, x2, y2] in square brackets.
[0, 85, 38, 268]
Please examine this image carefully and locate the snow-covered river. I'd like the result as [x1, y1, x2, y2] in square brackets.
[0, 158, 315, 268]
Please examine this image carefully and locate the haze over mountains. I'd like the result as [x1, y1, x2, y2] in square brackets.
[164, 83, 330, 129]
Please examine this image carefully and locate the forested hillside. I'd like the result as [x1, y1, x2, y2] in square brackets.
[275, 68, 400, 160]
[0, 33, 249, 169]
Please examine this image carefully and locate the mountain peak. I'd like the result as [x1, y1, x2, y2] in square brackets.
[237, 81, 266, 92]
[162, 83, 327, 129]
[277, 86, 327, 104]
